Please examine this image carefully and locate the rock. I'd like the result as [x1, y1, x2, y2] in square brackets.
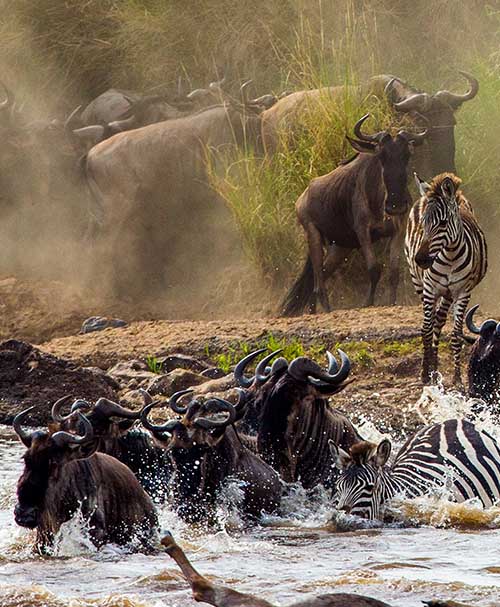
[144, 368, 206, 396]
[157, 353, 210, 374]
[80, 316, 127, 334]
[200, 367, 226, 379]
[107, 359, 157, 386]
[193, 373, 235, 395]
[0, 340, 118, 426]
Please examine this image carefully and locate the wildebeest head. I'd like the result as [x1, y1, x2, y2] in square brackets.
[465, 305, 500, 357]
[391, 71, 478, 175]
[330, 438, 392, 520]
[346, 114, 427, 216]
[414, 172, 462, 270]
[13, 406, 95, 529]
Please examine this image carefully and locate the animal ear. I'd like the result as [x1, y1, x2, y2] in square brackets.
[65, 440, 99, 461]
[374, 439, 391, 467]
[440, 176, 457, 201]
[329, 439, 351, 470]
[345, 135, 376, 155]
[414, 172, 430, 197]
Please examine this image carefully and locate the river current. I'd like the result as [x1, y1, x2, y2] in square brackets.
[1, 385, 499, 607]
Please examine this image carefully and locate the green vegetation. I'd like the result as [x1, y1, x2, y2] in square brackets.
[145, 355, 163, 375]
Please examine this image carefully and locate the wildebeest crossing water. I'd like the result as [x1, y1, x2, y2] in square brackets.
[1, 384, 500, 607]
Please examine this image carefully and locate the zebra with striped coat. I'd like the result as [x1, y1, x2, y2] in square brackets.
[329, 419, 500, 520]
[405, 172, 487, 385]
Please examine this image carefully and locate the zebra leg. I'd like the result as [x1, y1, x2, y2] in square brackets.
[305, 223, 329, 313]
[451, 295, 471, 388]
[421, 296, 437, 384]
[432, 296, 453, 373]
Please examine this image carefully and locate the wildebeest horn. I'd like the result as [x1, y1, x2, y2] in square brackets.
[288, 350, 351, 385]
[64, 105, 82, 131]
[140, 401, 181, 434]
[72, 125, 106, 142]
[13, 406, 36, 447]
[51, 413, 93, 447]
[108, 115, 137, 133]
[0, 81, 14, 112]
[353, 114, 386, 143]
[70, 399, 92, 413]
[209, 75, 226, 91]
[51, 395, 76, 423]
[233, 348, 267, 387]
[139, 388, 153, 405]
[240, 80, 253, 105]
[234, 388, 249, 414]
[93, 397, 142, 419]
[170, 389, 194, 415]
[255, 349, 283, 383]
[465, 304, 481, 335]
[249, 94, 278, 109]
[398, 127, 428, 146]
[393, 92, 432, 113]
[433, 71, 479, 108]
[192, 398, 236, 429]
[186, 88, 211, 101]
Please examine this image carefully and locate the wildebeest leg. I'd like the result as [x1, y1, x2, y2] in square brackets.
[387, 216, 405, 305]
[432, 295, 452, 374]
[357, 227, 381, 306]
[305, 223, 330, 313]
[450, 294, 471, 388]
[324, 243, 349, 282]
[161, 534, 274, 607]
[421, 296, 437, 385]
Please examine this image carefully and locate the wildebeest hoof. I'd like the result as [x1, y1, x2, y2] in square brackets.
[80, 316, 127, 334]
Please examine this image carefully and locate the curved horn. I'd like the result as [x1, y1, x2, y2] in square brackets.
[353, 114, 386, 143]
[0, 81, 14, 112]
[495, 323, 500, 338]
[326, 350, 339, 375]
[72, 125, 106, 143]
[140, 401, 181, 434]
[465, 304, 481, 335]
[233, 348, 267, 387]
[108, 115, 137, 134]
[288, 350, 351, 385]
[51, 413, 93, 447]
[240, 80, 253, 105]
[234, 388, 249, 414]
[398, 127, 428, 146]
[170, 389, 194, 415]
[51, 395, 75, 423]
[64, 105, 82, 131]
[93, 398, 142, 419]
[192, 398, 236, 430]
[209, 75, 226, 91]
[186, 88, 211, 101]
[13, 406, 36, 447]
[139, 388, 153, 406]
[70, 399, 92, 413]
[255, 349, 283, 383]
[393, 92, 432, 113]
[434, 71, 479, 108]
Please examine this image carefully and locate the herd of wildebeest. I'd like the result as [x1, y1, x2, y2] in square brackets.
[7, 70, 500, 606]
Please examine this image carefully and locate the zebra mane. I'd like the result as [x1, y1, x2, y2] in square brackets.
[349, 440, 377, 464]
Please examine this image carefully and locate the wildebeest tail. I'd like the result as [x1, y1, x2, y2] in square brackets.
[280, 256, 314, 316]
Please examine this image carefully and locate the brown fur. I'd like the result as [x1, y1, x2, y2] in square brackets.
[349, 441, 377, 465]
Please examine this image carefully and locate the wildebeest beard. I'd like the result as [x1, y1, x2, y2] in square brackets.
[15, 448, 52, 528]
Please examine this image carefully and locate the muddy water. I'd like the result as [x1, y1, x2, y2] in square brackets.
[1, 387, 500, 607]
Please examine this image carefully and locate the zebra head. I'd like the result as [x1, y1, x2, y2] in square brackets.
[414, 172, 463, 270]
[330, 438, 392, 520]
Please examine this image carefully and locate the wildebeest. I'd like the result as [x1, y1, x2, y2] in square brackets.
[161, 532, 395, 607]
[234, 349, 361, 489]
[13, 406, 157, 553]
[330, 419, 500, 520]
[282, 114, 426, 316]
[465, 305, 500, 410]
[261, 72, 478, 176]
[53, 393, 172, 502]
[405, 173, 487, 385]
[141, 391, 281, 524]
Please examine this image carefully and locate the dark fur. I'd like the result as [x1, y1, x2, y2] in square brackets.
[468, 332, 500, 412]
[15, 432, 157, 553]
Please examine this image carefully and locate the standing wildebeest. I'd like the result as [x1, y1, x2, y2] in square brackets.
[141, 392, 281, 524]
[83, 94, 263, 296]
[465, 305, 500, 411]
[405, 173, 487, 385]
[13, 406, 157, 553]
[261, 72, 478, 176]
[330, 419, 500, 520]
[161, 532, 395, 607]
[282, 114, 426, 316]
[234, 349, 361, 489]
[53, 393, 172, 502]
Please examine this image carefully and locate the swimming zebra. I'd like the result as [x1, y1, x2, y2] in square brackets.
[329, 419, 500, 520]
[405, 172, 487, 385]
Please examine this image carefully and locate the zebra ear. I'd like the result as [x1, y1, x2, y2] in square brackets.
[374, 439, 391, 467]
[414, 172, 430, 197]
[328, 439, 351, 470]
[440, 176, 457, 201]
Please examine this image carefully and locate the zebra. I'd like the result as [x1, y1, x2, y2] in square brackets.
[329, 419, 500, 520]
[404, 172, 487, 385]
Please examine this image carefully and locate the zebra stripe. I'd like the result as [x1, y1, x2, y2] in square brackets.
[405, 172, 487, 385]
[333, 419, 500, 520]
